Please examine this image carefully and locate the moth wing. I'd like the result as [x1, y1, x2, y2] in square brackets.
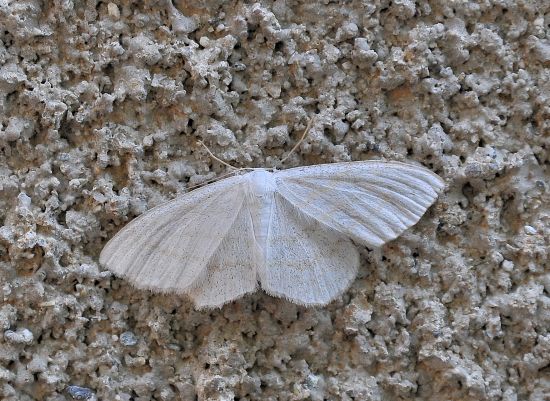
[274, 161, 445, 248]
[99, 175, 258, 299]
[186, 201, 262, 308]
[259, 193, 360, 306]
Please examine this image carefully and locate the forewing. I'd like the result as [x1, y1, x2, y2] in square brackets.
[274, 161, 444, 248]
[259, 193, 360, 306]
[99, 175, 251, 294]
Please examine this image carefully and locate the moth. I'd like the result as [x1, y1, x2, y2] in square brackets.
[100, 161, 444, 308]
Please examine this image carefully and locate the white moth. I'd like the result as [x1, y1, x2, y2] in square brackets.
[100, 161, 444, 308]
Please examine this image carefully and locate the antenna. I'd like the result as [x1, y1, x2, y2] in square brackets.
[197, 140, 239, 170]
[279, 117, 315, 165]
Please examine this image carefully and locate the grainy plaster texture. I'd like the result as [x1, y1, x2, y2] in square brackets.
[0, 0, 549, 400]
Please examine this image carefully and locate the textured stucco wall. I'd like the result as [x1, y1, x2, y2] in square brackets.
[0, 1, 549, 400]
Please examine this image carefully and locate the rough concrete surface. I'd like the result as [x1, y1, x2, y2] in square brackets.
[0, 0, 549, 400]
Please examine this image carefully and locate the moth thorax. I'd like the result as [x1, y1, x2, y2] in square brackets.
[248, 169, 276, 198]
